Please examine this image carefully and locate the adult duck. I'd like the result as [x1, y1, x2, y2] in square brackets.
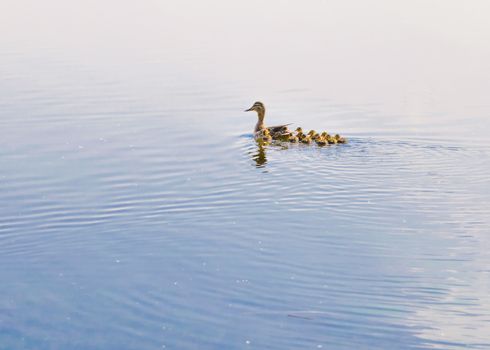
[245, 101, 291, 139]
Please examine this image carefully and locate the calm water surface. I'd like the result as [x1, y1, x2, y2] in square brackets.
[1, 1, 490, 349]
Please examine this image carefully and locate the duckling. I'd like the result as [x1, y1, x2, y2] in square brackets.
[300, 136, 312, 144]
[274, 131, 292, 142]
[327, 135, 337, 144]
[288, 134, 299, 143]
[315, 137, 328, 146]
[307, 130, 321, 140]
[295, 127, 305, 139]
[254, 128, 272, 144]
[263, 129, 273, 142]
[334, 134, 347, 143]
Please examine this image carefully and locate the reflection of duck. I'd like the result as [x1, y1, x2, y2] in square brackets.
[252, 143, 267, 167]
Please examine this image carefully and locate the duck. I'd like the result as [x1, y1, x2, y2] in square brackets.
[245, 102, 291, 140]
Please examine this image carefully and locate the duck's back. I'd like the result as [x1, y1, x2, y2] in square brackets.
[267, 124, 290, 133]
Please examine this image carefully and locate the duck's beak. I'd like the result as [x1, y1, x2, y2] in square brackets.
[245, 107, 254, 112]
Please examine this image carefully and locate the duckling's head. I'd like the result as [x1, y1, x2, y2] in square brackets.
[308, 130, 316, 136]
[245, 101, 265, 115]
[321, 131, 328, 137]
[295, 127, 303, 133]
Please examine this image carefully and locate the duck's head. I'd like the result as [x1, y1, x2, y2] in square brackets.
[295, 127, 303, 133]
[245, 101, 265, 115]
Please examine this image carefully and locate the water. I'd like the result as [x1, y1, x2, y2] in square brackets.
[1, 1, 490, 349]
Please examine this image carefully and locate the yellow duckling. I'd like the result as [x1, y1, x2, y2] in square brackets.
[335, 134, 347, 143]
[275, 131, 292, 142]
[254, 128, 272, 144]
[295, 127, 304, 137]
[295, 130, 306, 142]
[307, 130, 320, 140]
[300, 136, 312, 144]
[315, 137, 328, 146]
[327, 135, 337, 144]
[289, 134, 299, 143]
[263, 129, 273, 142]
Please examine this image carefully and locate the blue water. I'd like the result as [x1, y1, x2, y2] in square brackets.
[1, 1, 490, 349]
